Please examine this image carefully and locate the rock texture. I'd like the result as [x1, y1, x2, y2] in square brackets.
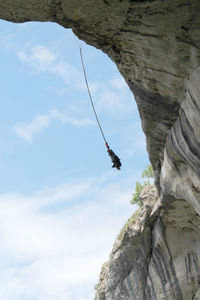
[1, 0, 200, 299]
[95, 186, 200, 300]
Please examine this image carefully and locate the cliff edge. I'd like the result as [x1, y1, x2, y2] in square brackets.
[0, 0, 200, 299]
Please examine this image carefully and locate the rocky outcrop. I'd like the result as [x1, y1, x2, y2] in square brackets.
[1, 0, 200, 299]
[95, 186, 200, 300]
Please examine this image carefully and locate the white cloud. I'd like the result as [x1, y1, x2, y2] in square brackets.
[18, 44, 135, 117]
[0, 33, 17, 51]
[93, 77, 134, 116]
[13, 109, 93, 142]
[53, 61, 81, 85]
[18, 45, 56, 71]
[18, 45, 82, 86]
[97, 88, 126, 112]
[98, 90, 134, 116]
[0, 176, 136, 300]
[120, 122, 147, 159]
[13, 114, 51, 142]
[110, 77, 127, 90]
[49, 109, 93, 127]
[14, 44, 135, 143]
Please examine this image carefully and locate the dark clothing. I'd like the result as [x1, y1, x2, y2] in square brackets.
[107, 149, 121, 170]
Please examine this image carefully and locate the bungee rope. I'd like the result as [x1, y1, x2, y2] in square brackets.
[79, 47, 107, 146]
[74, 34, 121, 170]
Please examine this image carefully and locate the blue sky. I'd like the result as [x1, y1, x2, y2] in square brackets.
[0, 20, 149, 300]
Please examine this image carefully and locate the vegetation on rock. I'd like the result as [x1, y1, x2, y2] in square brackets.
[118, 209, 140, 240]
[130, 165, 154, 207]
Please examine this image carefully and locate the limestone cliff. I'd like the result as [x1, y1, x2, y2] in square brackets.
[95, 185, 200, 299]
[1, 0, 200, 299]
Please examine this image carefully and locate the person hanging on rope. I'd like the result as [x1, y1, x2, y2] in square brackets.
[108, 149, 121, 170]
[78, 40, 122, 170]
[106, 143, 121, 170]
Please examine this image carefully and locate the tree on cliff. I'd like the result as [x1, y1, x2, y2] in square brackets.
[130, 165, 154, 207]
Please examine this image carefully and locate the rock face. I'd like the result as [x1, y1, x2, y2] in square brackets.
[95, 186, 200, 300]
[1, 0, 200, 299]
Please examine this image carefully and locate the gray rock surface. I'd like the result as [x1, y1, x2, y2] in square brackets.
[1, 0, 200, 299]
[95, 186, 200, 300]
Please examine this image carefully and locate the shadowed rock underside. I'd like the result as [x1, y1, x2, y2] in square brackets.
[1, 0, 200, 299]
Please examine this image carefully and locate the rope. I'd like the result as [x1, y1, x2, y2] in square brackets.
[79, 46, 108, 146]
[72, 34, 122, 169]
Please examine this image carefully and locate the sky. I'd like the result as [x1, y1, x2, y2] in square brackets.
[0, 20, 149, 300]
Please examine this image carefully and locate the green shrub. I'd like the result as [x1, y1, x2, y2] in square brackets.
[130, 165, 154, 207]
[142, 165, 154, 179]
[130, 181, 149, 207]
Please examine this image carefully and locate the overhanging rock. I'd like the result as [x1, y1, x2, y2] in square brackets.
[1, 1, 200, 299]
